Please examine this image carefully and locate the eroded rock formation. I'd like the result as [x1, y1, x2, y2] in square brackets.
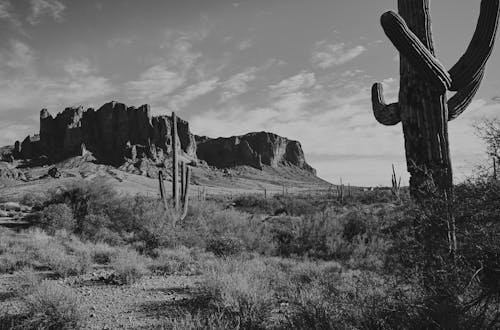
[196, 132, 316, 174]
[20, 101, 197, 165]
[11, 101, 316, 175]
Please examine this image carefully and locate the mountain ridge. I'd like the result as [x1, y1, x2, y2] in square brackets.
[2, 101, 316, 176]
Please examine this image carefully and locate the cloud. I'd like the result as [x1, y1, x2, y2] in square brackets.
[0, 41, 115, 146]
[270, 71, 316, 96]
[28, 0, 66, 25]
[63, 58, 94, 77]
[3, 40, 34, 70]
[219, 67, 257, 103]
[170, 78, 219, 110]
[106, 37, 134, 48]
[311, 42, 366, 68]
[0, 0, 17, 24]
[236, 38, 253, 51]
[125, 65, 185, 102]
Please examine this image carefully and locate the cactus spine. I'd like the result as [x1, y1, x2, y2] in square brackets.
[372, 0, 500, 199]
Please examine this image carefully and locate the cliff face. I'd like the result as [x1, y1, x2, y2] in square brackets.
[12, 102, 316, 175]
[196, 132, 316, 174]
[29, 101, 196, 164]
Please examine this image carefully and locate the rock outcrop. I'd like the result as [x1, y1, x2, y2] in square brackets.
[11, 102, 316, 175]
[18, 101, 197, 165]
[196, 132, 316, 174]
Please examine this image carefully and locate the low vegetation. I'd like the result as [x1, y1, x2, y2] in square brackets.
[0, 168, 498, 328]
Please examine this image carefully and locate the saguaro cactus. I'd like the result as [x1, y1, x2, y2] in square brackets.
[157, 112, 190, 224]
[391, 164, 402, 201]
[372, 0, 500, 199]
[171, 112, 190, 224]
[172, 112, 179, 210]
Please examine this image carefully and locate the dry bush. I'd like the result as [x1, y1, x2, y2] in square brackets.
[37, 203, 76, 234]
[196, 256, 416, 330]
[110, 249, 150, 284]
[150, 246, 216, 275]
[0, 229, 91, 277]
[20, 281, 87, 330]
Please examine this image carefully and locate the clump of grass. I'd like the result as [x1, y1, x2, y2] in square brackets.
[197, 256, 416, 330]
[110, 249, 150, 284]
[20, 281, 87, 330]
[89, 242, 117, 264]
[150, 246, 216, 275]
[0, 229, 91, 277]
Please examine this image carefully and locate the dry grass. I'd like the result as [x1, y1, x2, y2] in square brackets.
[20, 281, 87, 330]
[110, 249, 150, 284]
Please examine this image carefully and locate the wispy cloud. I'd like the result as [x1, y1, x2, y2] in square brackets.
[270, 71, 316, 96]
[63, 58, 95, 77]
[106, 37, 134, 48]
[219, 67, 257, 103]
[125, 65, 185, 102]
[311, 41, 366, 68]
[0, 0, 17, 25]
[0, 41, 115, 146]
[236, 38, 253, 51]
[170, 78, 219, 110]
[3, 40, 34, 70]
[28, 0, 66, 25]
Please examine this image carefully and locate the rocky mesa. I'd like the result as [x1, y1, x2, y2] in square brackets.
[6, 101, 316, 175]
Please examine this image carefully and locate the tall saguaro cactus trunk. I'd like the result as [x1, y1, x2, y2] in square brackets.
[373, 0, 499, 201]
[373, 1, 499, 326]
[397, 1, 452, 200]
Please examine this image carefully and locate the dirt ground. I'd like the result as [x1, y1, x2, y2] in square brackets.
[0, 262, 205, 329]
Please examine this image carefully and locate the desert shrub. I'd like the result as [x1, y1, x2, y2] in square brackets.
[150, 246, 216, 275]
[198, 256, 419, 330]
[354, 189, 394, 204]
[110, 249, 150, 284]
[275, 195, 318, 216]
[342, 211, 368, 241]
[37, 203, 76, 234]
[206, 236, 245, 257]
[19, 193, 45, 209]
[20, 281, 87, 330]
[179, 200, 274, 254]
[89, 242, 117, 264]
[232, 195, 281, 214]
[0, 229, 91, 277]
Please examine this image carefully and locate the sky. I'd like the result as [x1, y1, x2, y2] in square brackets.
[0, 0, 499, 186]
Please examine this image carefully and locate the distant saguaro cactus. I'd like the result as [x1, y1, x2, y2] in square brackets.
[391, 164, 401, 201]
[158, 112, 190, 224]
[372, 0, 500, 199]
[171, 112, 190, 224]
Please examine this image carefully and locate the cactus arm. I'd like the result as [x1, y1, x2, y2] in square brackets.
[371, 83, 401, 126]
[380, 11, 452, 92]
[449, 0, 500, 91]
[448, 70, 484, 121]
